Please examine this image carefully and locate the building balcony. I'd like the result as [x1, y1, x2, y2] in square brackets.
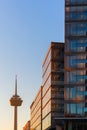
[65, 67, 87, 71]
[65, 51, 87, 56]
[65, 2, 87, 6]
[52, 95, 64, 99]
[52, 69, 64, 73]
[65, 19, 87, 22]
[65, 97, 85, 103]
[65, 35, 87, 39]
[52, 56, 64, 61]
[65, 82, 85, 87]
[51, 81, 64, 86]
[64, 113, 85, 117]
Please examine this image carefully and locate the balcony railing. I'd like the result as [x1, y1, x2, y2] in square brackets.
[65, 97, 85, 103]
[66, 1, 87, 6]
[52, 81, 64, 86]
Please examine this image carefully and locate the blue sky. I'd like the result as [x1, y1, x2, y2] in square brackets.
[0, 1, 64, 130]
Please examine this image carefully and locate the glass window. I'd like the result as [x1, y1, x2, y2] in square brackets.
[65, 88, 70, 99]
[42, 88, 51, 107]
[66, 103, 84, 115]
[66, 104, 70, 113]
[65, 23, 70, 36]
[70, 40, 76, 50]
[77, 103, 83, 114]
[42, 101, 51, 118]
[42, 113, 51, 130]
[42, 62, 51, 85]
[77, 87, 84, 98]
[42, 75, 51, 96]
[84, 11, 87, 20]
[77, 23, 83, 35]
[84, 107, 87, 112]
[71, 104, 76, 114]
[84, 23, 87, 34]
[70, 87, 76, 99]
[77, 0, 83, 4]
[70, 12, 77, 20]
[70, 71, 77, 82]
[84, 91, 87, 96]
[70, 24, 76, 35]
[71, 0, 76, 4]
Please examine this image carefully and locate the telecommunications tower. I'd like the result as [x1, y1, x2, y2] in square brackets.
[10, 76, 23, 130]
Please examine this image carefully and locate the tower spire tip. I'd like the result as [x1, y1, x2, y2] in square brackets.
[15, 75, 17, 95]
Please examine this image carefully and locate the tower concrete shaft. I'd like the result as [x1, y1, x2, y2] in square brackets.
[14, 106, 17, 130]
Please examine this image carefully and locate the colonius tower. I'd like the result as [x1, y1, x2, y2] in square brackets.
[65, 0, 87, 129]
[10, 76, 23, 130]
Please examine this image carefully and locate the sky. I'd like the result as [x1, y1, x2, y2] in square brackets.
[0, 1, 64, 130]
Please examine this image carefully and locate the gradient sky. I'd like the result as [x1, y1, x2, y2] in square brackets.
[0, 1, 64, 130]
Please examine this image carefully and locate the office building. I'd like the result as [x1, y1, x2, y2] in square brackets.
[23, 121, 30, 130]
[55, 0, 87, 130]
[30, 87, 42, 130]
[30, 42, 64, 130]
[42, 42, 64, 130]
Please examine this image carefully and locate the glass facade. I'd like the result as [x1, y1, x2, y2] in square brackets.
[30, 87, 42, 130]
[42, 42, 64, 129]
[42, 113, 51, 130]
[65, 0, 87, 117]
[30, 42, 64, 130]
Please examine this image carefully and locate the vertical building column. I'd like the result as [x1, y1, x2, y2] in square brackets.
[68, 121, 72, 130]
[56, 125, 62, 130]
[64, 122, 66, 130]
